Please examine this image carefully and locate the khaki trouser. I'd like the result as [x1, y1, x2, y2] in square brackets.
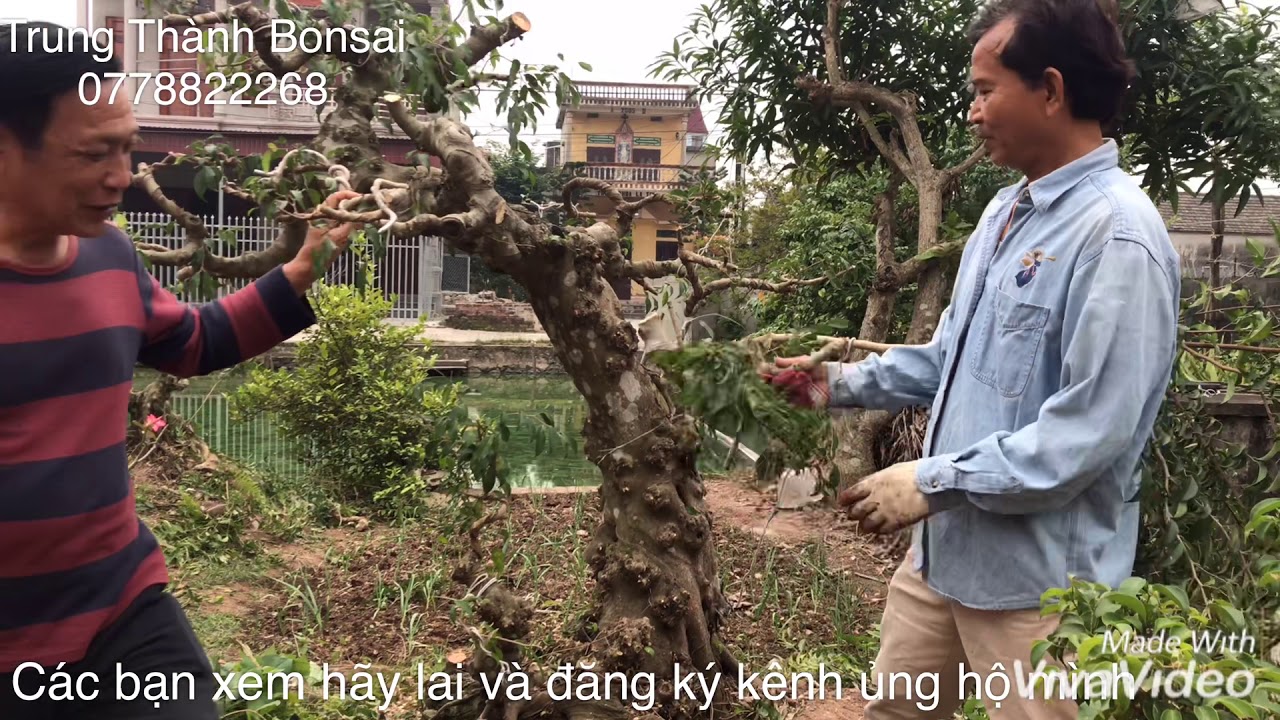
[863, 553, 1078, 719]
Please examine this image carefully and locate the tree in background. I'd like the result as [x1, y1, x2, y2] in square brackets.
[656, 0, 1280, 484]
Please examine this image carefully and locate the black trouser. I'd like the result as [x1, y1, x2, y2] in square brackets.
[1, 585, 218, 719]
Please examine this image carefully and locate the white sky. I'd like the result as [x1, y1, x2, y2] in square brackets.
[0, 0, 1275, 192]
[0, 0, 725, 156]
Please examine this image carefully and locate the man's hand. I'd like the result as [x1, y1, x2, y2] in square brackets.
[283, 190, 363, 294]
[838, 460, 929, 534]
[761, 356, 830, 409]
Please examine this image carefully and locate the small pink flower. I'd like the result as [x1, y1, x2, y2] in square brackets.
[145, 414, 167, 433]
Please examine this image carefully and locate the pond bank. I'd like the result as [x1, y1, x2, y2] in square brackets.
[261, 330, 565, 376]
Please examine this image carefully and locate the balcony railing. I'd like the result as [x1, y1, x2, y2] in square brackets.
[136, 95, 434, 138]
[579, 163, 684, 192]
[571, 82, 697, 109]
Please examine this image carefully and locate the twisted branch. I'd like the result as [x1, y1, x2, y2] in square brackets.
[749, 333, 902, 372]
[131, 160, 309, 278]
[805, 0, 992, 185]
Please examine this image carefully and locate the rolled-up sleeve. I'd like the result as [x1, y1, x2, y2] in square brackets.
[914, 236, 1178, 514]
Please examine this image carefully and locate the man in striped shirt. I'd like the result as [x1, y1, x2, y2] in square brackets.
[0, 22, 360, 718]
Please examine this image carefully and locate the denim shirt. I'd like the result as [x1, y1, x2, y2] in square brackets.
[826, 140, 1181, 610]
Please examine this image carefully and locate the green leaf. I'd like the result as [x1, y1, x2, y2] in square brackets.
[1208, 600, 1247, 632]
[1195, 706, 1221, 720]
[1210, 697, 1259, 720]
[1077, 635, 1105, 664]
[1246, 499, 1280, 534]
[1102, 590, 1149, 621]
[1156, 584, 1191, 614]
[1030, 639, 1052, 667]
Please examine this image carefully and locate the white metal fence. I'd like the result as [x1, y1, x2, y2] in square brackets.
[125, 211, 446, 321]
[168, 393, 308, 481]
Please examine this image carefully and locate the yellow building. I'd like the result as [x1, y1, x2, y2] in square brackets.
[548, 81, 716, 303]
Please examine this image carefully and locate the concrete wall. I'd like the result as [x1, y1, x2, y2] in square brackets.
[429, 343, 563, 376]
[1199, 393, 1276, 496]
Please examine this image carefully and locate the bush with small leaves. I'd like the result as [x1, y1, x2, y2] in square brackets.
[230, 270, 460, 518]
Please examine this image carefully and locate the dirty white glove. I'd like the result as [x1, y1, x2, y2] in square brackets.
[838, 460, 929, 534]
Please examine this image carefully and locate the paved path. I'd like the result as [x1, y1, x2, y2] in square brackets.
[283, 319, 644, 346]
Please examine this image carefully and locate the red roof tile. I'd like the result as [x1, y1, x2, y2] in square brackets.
[686, 106, 708, 135]
[1157, 192, 1280, 236]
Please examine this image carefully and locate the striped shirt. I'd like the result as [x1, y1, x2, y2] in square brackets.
[0, 225, 315, 672]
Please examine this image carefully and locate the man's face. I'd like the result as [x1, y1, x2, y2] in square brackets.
[967, 17, 1053, 173]
[0, 89, 138, 240]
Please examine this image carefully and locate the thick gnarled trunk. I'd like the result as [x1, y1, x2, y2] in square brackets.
[512, 246, 730, 717]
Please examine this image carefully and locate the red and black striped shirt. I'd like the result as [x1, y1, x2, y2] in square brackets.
[0, 224, 314, 672]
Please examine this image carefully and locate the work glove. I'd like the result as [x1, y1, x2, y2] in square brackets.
[838, 460, 929, 534]
[760, 357, 830, 409]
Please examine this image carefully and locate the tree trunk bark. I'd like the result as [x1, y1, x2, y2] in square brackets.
[905, 179, 948, 345]
[514, 246, 731, 718]
[1208, 196, 1225, 323]
[831, 177, 949, 492]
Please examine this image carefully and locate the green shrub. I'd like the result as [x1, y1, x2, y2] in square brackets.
[1030, 499, 1280, 719]
[230, 274, 460, 517]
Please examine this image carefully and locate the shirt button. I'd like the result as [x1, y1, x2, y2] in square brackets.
[931, 479, 940, 488]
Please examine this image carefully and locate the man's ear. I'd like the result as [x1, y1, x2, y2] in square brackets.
[1042, 67, 1067, 116]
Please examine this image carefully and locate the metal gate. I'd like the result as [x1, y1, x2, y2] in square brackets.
[419, 235, 444, 321]
[124, 212, 447, 322]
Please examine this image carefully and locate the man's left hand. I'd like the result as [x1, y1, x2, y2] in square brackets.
[838, 460, 929, 534]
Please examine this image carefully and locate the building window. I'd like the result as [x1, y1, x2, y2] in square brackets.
[633, 149, 661, 165]
[159, 31, 212, 117]
[656, 241, 680, 261]
[586, 146, 616, 163]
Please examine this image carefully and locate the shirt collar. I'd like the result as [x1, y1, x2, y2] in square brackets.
[998, 139, 1120, 211]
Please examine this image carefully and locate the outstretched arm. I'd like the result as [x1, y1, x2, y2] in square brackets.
[135, 263, 316, 378]
[824, 301, 957, 411]
[134, 191, 360, 377]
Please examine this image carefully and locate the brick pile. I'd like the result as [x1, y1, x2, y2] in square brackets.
[443, 291, 541, 332]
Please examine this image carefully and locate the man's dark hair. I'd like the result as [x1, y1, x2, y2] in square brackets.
[967, 0, 1135, 126]
[0, 21, 121, 149]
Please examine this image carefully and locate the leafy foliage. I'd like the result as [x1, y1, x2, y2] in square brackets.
[229, 253, 577, 514]
[652, 340, 838, 488]
[652, 0, 981, 170]
[1035, 501, 1280, 719]
[1117, 0, 1280, 213]
[229, 261, 460, 516]
[1135, 269, 1280, 637]
[737, 171, 883, 333]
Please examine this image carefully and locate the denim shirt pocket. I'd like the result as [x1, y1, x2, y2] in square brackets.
[970, 286, 1051, 397]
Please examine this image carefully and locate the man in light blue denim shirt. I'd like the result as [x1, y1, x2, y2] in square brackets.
[769, 0, 1180, 717]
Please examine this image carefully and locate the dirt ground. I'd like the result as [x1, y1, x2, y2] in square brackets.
[159, 471, 894, 719]
[704, 478, 888, 719]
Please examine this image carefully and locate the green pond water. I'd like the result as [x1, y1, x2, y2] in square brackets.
[133, 368, 748, 489]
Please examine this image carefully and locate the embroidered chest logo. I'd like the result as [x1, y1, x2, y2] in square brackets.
[1015, 249, 1056, 287]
